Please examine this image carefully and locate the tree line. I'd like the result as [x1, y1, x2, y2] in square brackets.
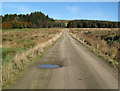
[2, 11, 65, 29]
[1, 12, 119, 29]
[67, 20, 119, 28]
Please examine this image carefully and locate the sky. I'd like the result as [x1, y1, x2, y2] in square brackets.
[2, 2, 118, 21]
[1, 0, 120, 2]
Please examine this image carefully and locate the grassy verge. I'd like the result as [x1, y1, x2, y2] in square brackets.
[68, 28, 119, 69]
[2, 28, 63, 88]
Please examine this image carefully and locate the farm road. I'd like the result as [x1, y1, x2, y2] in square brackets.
[9, 29, 118, 89]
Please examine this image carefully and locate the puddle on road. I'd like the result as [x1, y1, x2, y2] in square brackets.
[39, 64, 61, 69]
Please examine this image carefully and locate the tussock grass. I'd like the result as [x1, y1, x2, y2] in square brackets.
[2, 28, 63, 88]
[69, 28, 119, 68]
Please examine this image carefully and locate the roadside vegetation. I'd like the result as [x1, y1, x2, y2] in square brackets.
[69, 28, 120, 68]
[2, 28, 63, 88]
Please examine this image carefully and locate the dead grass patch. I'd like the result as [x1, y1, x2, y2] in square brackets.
[2, 28, 63, 88]
[68, 28, 119, 68]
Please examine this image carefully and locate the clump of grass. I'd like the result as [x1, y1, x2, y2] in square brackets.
[79, 78, 83, 80]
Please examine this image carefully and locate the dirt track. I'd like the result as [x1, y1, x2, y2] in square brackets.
[9, 29, 118, 89]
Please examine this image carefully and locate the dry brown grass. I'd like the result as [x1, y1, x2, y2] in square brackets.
[2, 28, 63, 88]
[68, 28, 119, 68]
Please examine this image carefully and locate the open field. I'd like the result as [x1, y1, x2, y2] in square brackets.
[1, 28, 119, 89]
[7, 29, 118, 89]
[2, 28, 63, 88]
[68, 28, 120, 68]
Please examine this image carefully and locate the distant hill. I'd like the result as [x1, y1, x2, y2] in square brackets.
[55, 20, 71, 23]
[55, 20, 72, 27]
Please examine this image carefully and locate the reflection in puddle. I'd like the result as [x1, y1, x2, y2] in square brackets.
[39, 64, 61, 69]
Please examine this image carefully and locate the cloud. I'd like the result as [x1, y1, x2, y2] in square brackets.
[2, 3, 32, 15]
[17, 6, 31, 14]
[66, 6, 79, 13]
